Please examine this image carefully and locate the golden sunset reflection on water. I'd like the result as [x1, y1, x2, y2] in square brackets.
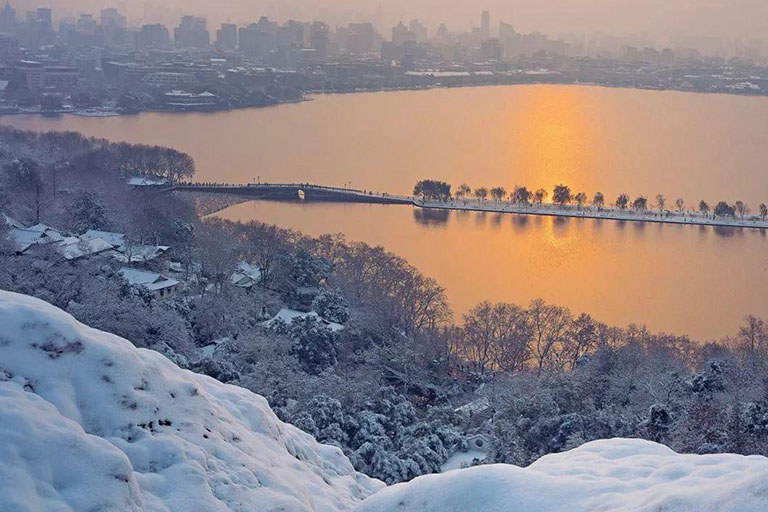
[509, 86, 598, 192]
[215, 200, 768, 341]
[6, 85, 768, 339]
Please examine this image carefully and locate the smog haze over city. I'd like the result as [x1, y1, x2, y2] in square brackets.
[21, 0, 768, 41]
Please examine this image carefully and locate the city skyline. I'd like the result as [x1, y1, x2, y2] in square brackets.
[11, 0, 768, 45]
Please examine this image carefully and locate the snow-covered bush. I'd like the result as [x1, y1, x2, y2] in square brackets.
[291, 316, 339, 374]
[284, 388, 462, 484]
[313, 288, 350, 324]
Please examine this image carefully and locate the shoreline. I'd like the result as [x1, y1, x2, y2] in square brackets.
[413, 199, 768, 230]
[3, 80, 768, 120]
[175, 184, 768, 230]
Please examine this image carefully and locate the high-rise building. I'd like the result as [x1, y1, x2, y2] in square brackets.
[436, 23, 448, 42]
[174, 16, 209, 48]
[408, 19, 427, 43]
[101, 8, 126, 29]
[0, 33, 19, 59]
[480, 10, 490, 40]
[76, 14, 97, 36]
[35, 8, 52, 29]
[344, 22, 376, 54]
[101, 8, 128, 48]
[392, 22, 416, 46]
[137, 23, 170, 49]
[309, 21, 329, 59]
[278, 20, 308, 49]
[239, 17, 277, 58]
[216, 23, 237, 49]
[0, 2, 15, 34]
[481, 38, 503, 60]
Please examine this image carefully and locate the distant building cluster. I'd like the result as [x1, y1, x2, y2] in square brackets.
[0, 3, 766, 115]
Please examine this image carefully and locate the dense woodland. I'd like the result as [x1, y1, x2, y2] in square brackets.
[1, 126, 767, 484]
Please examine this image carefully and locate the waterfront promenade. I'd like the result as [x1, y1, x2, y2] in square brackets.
[170, 182, 768, 230]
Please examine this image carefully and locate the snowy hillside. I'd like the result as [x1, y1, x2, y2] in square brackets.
[0, 291, 383, 512]
[355, 438, 768, 512]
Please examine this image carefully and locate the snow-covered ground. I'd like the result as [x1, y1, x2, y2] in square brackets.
[355, 438, 768, 512]
[4, 290, 768, 512]
[439, 449, 487, 472]
[0, 291, 382, 512]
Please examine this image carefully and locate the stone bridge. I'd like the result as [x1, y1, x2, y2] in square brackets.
[168, 183, 413, 205]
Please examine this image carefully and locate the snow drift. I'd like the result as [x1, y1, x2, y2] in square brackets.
[0, 291, 383, 512]
[354, 437, 768, 512]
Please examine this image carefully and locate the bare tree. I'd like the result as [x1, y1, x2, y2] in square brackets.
[490, 186, 507, 202]
[760, 203, 768, 221]
[735, 201, 749, 220]
[574, 192, 587, 209]
[459, 302, 497, 376]
[675, 197, 685, 212]
[459, 301, 532, 375]
[238, 221, 289, 286]
[592, 192, 605, 210]
[699, 200, 710, 216]
[3, 158, 47, 224]
[474, 187, 488, 201]
[655, 194, 665, 213]
[456, 183, 472, 201]
[736, 315, 767, 354]
[512, 186, 531, 205]
[552, 184, 572, 206]
[194, 218, 238, 294]
[559, 313, 599, 369]
[528, 299, 573, 374]
[615, 193, 629, 210]
[534, 188, 548, 205]
[160, 148, 196, 185]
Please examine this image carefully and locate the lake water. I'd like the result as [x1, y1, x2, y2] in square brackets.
[6, 85, 768, 339]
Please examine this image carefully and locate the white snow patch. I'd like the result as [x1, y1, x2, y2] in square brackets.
[266, 308, 345, 332]
[0, 291, 382, 512]
[356, 438, 768, 512]
[440, 449, 487, 472]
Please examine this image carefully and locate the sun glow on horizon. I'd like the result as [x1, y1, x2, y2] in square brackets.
[509, 86, 598, 195]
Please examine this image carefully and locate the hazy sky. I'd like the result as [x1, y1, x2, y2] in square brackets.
[21, 0, 768, 41]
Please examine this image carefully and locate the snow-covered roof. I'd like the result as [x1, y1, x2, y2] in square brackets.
[127, 176, 168, 187]
[6, 226, 63, 252]
[230, 261, 262, 287]
[54, 236, 114, 260]
[80, 229, 125, 248]
[7, 229, 42, 252]
[0, 291, 383, 512]
[264, 308, 344, 332]
[119, 267, 179, 292]
[114, 244, 169, 263]
[1, 212, 24, 229]
[455, 397, 490, 415]
[26, 224, 62, 235]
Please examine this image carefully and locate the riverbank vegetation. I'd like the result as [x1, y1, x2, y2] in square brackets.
[419, 180, 767, 224]
[1, 127, 768, 485]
